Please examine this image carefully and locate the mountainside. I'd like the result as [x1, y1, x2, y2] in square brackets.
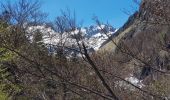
[100, 0, 170, 90]
[101, 0, 170, 52]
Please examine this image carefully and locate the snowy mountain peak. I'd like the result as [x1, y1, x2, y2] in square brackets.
[27, 24, 117, 51]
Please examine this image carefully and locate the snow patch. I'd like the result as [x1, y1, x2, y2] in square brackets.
[116, 74, 144, 91]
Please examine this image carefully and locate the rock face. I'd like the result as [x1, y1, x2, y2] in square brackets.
[101, 0, 170, 83]
[139, 0, 170, 23]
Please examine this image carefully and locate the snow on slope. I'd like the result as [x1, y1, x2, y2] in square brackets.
[115, 74, 144, 91]
[86, 30, 116, 50]
[27, 24, 117, 51]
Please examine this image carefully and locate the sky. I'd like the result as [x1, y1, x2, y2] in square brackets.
[40, 0, 140, 28]
[1, 0, 140, 28]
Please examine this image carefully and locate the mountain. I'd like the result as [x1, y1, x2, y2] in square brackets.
[101, 0, 170, 52]
[27, 24, 116, 51]
[100, 0, 170, 90]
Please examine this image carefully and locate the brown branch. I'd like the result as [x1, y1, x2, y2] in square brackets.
[3, 46, 113, 100]
[43, 67, 114, 100]
[82, 42, 119, 100]
[2, 46, 46, 78]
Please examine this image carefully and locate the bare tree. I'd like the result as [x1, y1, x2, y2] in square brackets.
[0, 0, 47, 27]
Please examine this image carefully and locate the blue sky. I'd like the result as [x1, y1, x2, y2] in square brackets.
[40, 0, 139, 28]
[1, 0, 140, 28]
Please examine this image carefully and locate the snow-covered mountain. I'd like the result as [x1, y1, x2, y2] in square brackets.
[27, 24, 117, 51]
[85, 25, 117, 50]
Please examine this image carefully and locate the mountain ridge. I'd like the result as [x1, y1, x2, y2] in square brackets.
[27, 23, 117, 55]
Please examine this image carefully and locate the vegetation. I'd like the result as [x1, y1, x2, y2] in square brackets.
[0, 0, 169, 100]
